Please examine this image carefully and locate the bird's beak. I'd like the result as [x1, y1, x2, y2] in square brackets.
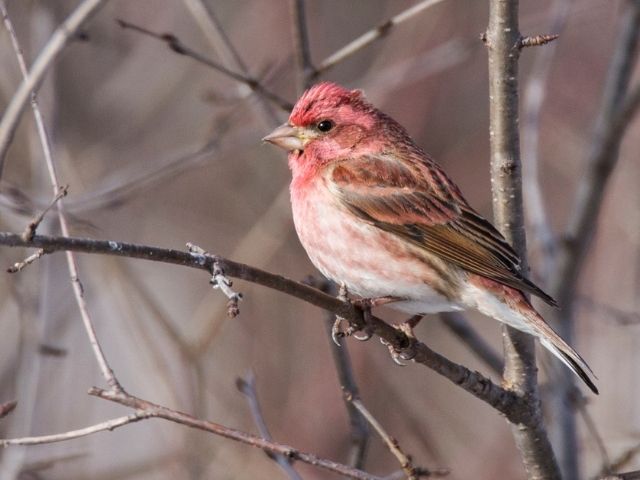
[262, 123, 306, 152]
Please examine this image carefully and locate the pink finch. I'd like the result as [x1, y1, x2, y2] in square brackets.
[264, 82, 597, 394]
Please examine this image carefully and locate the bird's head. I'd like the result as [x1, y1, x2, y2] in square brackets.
[263, 82, 382, 174]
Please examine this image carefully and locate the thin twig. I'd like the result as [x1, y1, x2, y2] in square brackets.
[88, 387, 383, 480]
[346, 396, 444, 479]
[6, 248, 45, 273]
[21, 185, 67, 241]
[180, 0, 280, 126]
[576, 295, 640, 326]
[1, 2, 121, 391]
[64, 140, 223, 213]
[290, 0, 314, 92]
[314, 279, 370, 469]
[600, 472, 640, 480]
[552, 0, 640, 300]
[187, 243, 243, 318]
[116, 19, 293, 112]
[314, 0, 447, 78]
[0, 400, 17, 420]
[0, 0, 109, 174]
[485, 1, 560, 478]
[0, 413, 150, 446]
[440, 312, 504, 374]
[575, 398, 611, 473]
[603, 443, 640, 478]
[237, 373, 303, 480]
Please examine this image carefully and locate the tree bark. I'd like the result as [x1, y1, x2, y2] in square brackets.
[486, 1, 561, 478]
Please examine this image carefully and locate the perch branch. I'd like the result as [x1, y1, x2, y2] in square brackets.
[0, 231, 541, 423]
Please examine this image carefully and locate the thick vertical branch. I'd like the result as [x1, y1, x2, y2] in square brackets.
[485, 1, 560, 479]
[290, 0, 314, 93]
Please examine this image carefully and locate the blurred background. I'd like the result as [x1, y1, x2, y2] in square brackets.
[0, 0, 637, 479]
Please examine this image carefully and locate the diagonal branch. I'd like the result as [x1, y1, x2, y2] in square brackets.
[0, 231, 532, 421]
[0, 0, 109, 175]
[88, 387, 383, 480]
[313, 0, 447, 78]
[237, 373, 303, 480]
[116, 19, 293, 112]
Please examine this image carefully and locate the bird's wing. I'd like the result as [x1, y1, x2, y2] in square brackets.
[327, 153, 557, 306]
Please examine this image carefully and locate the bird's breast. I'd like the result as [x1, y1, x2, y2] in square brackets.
[289, 175, 462, 313]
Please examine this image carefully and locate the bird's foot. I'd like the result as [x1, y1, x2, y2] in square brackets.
[380, 315, 423, 365]
[332, 285, 397, 345]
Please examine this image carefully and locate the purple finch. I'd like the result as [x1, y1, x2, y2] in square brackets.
[264, 82, 597, 394]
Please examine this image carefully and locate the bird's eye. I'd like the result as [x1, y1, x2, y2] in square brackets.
[316, 120, 334, 132]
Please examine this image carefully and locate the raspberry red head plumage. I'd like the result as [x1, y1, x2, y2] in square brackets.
[288, 82, 373, 129]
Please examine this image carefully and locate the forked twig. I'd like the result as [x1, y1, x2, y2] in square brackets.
[116, 19, 293, 112]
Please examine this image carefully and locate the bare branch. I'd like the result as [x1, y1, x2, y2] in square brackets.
[237, 373, 303, 480]
[0, 413, 150, 446]
[0, 400, 17, 420]
[303, 277, 372, 468]
[187, 243, 243, 318]
[116, 19, 293, 112]
[181, 0, 280, 125]
[486, 0, 560, 477]
[314, 0, 446, 77]
[89, 387, 384, 480]
[6, 248, 45, 273]
[0, 231, 535, 423]
[290, 0, 314, 92]
[346, 396, 444, 479]
[21, 186, 67, 241]
[552, 0, 640, 301]
[0, 0, 109, 174]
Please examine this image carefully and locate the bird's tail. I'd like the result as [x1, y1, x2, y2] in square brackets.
[470, 278, 598, 394]
[532, 317, 598, 395]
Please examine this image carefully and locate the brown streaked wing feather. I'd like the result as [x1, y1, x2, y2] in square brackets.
[328, 154, 558, 306]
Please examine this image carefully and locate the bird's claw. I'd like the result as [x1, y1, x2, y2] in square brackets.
[380, 317, 420, 365]
[331, 316, 346, 346]
[331, 315, 372, 345]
